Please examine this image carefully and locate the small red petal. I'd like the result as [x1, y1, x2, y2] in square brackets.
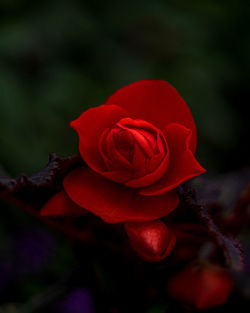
[140, 123, 206, 196]
[63, 167, 179, 223]
[40, 190, 87, 217]
[99, 128, 133, 171]
[99, 169, 132, 183]
[125, 150, 170, 188]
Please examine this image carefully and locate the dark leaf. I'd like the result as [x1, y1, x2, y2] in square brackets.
[0, 154, 90, 242]
[198, 204, 244, 271]
[180, 188, 244, 271]
[0, 153, 83, 210]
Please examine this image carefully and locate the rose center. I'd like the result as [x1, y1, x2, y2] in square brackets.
[99, 117, 170, 187]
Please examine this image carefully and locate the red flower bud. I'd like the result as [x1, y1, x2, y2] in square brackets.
[167, 261, 233, 310]
[124, 220, 176, 262]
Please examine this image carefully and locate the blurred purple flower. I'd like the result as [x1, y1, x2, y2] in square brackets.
[0, 260, 15, 292]
[11, 228, 55, 273]
[54, 288, 94, 313]
[0, 227, 55, 296]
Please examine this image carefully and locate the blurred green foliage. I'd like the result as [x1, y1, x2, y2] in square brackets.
[0, 1, 250, 311]
[0, 0, 249, 176]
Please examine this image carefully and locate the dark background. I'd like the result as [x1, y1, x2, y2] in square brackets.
[0, 0, 249, 312]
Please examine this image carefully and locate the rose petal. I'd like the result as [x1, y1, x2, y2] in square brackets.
[117, 118, 158, 157]
[99, 128, 133, 170]
[125, 149, 170, 188]
[70, 104, 128, 173]
[99, 169, 132, 183]
[105, 80, 197, 153]
[116, 117, 170, 187]
[131, 141, 148, 178]
[40, 191, 87, 217]
[63, 167, 179, 223]
[140, 123, 206, 196]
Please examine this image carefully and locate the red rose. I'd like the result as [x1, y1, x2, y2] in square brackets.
[167, 261, 233, 310]
[41, 80, 206, 262]
[41, 80, 205, 223]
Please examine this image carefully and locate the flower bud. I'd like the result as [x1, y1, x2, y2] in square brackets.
[52, 287, 94, 313]
[167, 261, 233, 310]
[124, 220, 176, 262]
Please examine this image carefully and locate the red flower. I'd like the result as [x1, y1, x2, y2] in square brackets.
[125, 220, 176, 262]
[41, 80, 205, 223]
[167, 261, 233, 310]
